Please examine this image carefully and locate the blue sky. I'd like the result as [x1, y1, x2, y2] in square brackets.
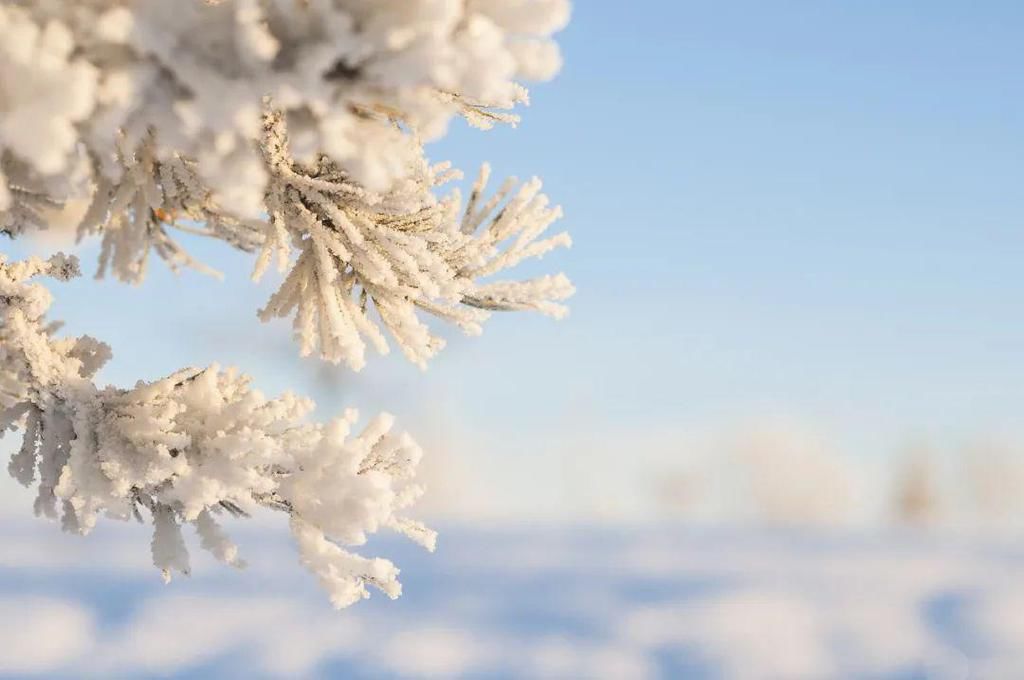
[434, 0, 1024, 513]
[421, 1, 1024, 517]
[487, 0, 1024, 436]
[5, 1, 1024, 521]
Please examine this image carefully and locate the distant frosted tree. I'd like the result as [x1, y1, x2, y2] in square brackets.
[892, 449, 941, 527]
[0, 0, 572, 608]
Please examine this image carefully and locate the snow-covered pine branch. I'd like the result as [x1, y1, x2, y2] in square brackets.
[0, 0, 573, 607]
[0, 253, 434, 608]
[256, 108, 573, 369]
[1, 0, 574, 369]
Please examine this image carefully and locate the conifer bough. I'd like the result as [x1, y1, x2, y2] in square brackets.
[0, 0, 573, 607]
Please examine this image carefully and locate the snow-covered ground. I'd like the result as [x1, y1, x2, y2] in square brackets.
[2, 519, 1024, 679]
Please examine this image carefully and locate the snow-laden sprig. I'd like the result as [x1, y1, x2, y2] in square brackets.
[0, 254, 434, 607]
[256, 109, 573, 370]
[4, 0, 569, 220]
[0, 1, 574, 367]
[72, 106, 573, 369]
[76, 133, 265, 283]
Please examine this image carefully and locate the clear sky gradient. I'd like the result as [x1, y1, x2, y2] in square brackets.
[5, 1, 1024, 522]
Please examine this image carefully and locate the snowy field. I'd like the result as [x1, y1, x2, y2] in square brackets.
[2, 520, 1024, 679]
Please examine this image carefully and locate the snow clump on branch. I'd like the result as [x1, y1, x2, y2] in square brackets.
[0, 254, 434, 607]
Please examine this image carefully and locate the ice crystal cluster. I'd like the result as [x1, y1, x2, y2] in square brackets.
[0, 0, 572, 607]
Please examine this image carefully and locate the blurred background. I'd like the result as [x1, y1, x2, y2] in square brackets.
[3, 2, 1024, 678]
